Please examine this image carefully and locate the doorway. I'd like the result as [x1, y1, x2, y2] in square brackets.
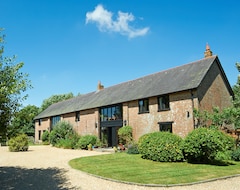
[101, 126, 120, 147]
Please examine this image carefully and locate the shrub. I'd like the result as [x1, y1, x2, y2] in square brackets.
[118, 126, 133, 145]
[183, 127, 235, 163]
[49, 130, 58, 146]
[42, 130, 50, 143]
[127, 143, 139, 154]
[232, 147, 240, 161]
[64, 132, 80, 149]
[49, 121, 75, 146]
[138, 132, 184, 162]
[8, 134, 29, 152]
[77, 135, 97, 149]
[137, 133, 152, 154]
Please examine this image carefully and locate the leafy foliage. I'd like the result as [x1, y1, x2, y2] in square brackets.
[0, 29, 32, 143]
[183, 127, 235, 163]
[8, 105, 39, 138]
[42, 130, 50, 143]
[194, 107, 240, 130]
[118, 125, 133, 145]
[39, 93, 74, 112]
[231, 147, 240, 161]
[77, 135, 97, 149]
[138, 132, 184, 162]
[127, 143, 139, 154]
[233, 62, 240, 108]
[8, 134, 29, 152]
[49, 121, 80, 148]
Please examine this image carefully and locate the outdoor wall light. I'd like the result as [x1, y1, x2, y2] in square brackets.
[124, 120, 127, 126]
[95, 122, 98, 128]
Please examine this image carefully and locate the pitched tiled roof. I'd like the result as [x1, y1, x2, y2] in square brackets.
[35, 56, 230, 119]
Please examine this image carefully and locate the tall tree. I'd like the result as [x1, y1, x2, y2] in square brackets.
[233, 62, 240, 108]
[8, 105, 39, 138]
[0, 29, 32, 143]
[39, 93, 74, 113]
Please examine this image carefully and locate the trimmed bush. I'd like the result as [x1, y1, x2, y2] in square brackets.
[183, 127, 235, 163]
[77, 135, 97, 149]
[138, 132, 184, 162]
[232, 147, 240, 161]
[118, 126, 133, 145]
[8, 134, 29, 152]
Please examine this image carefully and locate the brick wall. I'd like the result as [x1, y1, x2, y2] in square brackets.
[34, 117, 50, 142]
[123, 91, 196, 140]
[198, 61, 233, 111]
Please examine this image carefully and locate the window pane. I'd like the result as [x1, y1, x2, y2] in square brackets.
[103, 108, 108, 121]
[159, 95, 170, 110]
[51, 116, 60, 127]
[139, 99, 149, 113]
[115, 105, 122, 119]
[100, 104, 122, 121]
[112, 107, 116, 120]
[159, 123, 172, 132]
[107, 107, 112, 120]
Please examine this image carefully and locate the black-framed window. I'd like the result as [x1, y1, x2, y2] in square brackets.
[75, 111, 80, 122]
[38, 119, 41, 126]
[51, 115, 61, 128]
[158, 122, 172, 132]
[100, 104, 122, 121]
[38, 130, 41, 140]
[138, 99, 149, 113]
[158, 95, 170, 111]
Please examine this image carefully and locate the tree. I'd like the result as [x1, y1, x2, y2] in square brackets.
[233, 62, 240, 108]
[0, 29, 32, 143]
[8, 105, 39, 138]
[39, 93, 74, 112]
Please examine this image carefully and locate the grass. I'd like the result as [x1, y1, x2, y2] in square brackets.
[69, 153, 240, 185]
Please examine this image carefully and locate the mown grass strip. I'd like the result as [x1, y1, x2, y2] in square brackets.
[69, 153, 240, 185]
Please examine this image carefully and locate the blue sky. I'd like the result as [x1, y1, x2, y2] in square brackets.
[1, 0, 240, 107]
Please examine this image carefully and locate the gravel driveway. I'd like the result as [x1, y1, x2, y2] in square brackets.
[0, 145, 239, 190]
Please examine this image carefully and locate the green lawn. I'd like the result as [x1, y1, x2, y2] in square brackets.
[69, 153, 240, 185]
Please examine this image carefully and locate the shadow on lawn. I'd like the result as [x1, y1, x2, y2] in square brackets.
[188, 160, 235, 166]
[0, 167, 78, 190]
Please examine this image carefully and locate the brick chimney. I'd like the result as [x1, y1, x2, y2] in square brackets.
[204, 43, 213, 58]
[97, 81, 104, 91]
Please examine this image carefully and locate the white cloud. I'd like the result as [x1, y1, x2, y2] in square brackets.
[86, 4, 149, 38]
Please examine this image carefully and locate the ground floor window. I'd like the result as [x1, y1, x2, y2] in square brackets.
[158, 122, 173, 132]
[38, 130, 41, 140]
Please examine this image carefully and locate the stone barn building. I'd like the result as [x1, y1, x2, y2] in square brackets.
[34, 46, 233, 146]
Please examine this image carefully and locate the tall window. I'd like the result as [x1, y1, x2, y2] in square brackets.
[38, 119, 41, 126]
[158, 95, 170, 111]
[75, 111, 80, 122]
[138, 99, 149, 113]
[51, 115, 61, 128]
[38, 130, 41, 140]
[100, 104, 122, 121]
[158, 122, 172, 132]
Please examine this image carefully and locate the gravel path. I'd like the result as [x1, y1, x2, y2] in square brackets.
[0, 145, 239, 190]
